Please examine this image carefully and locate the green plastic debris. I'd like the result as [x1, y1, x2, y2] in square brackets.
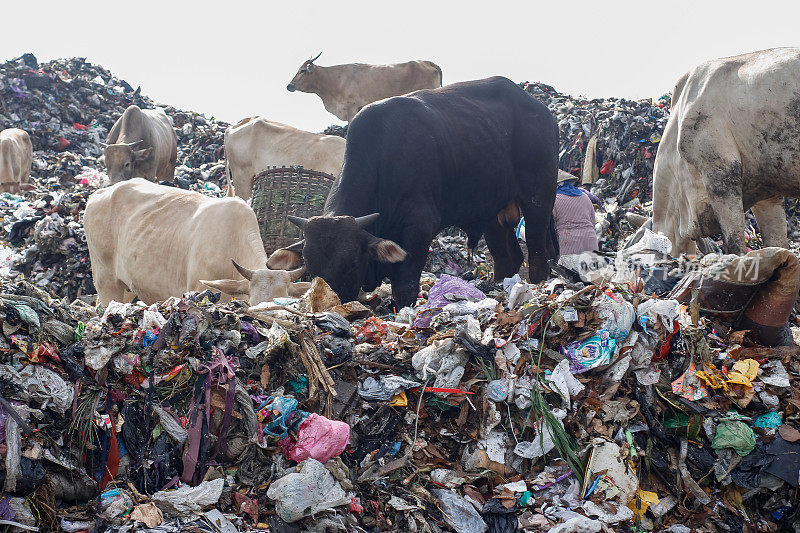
[520, 491, 532, 507]
[712, 419, 756, 456]
[754, 411, 782, 429]
[287, 375, 309, 393]
[7, 302, 40, 328]
[75, 321, 85, 341]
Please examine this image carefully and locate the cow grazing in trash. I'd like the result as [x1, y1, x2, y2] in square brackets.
[103, 105, 178, 184]
[0, 128, 32, 193]
[268, 76, 559, 308]
[286, 53, 442, 122]
[85, 178, 308, 306]
[224, 116, 346, 199]
[653, 47, 800, 254]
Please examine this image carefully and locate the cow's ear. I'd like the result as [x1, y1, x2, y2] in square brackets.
[369, 239, 407, 263]
[200, 279, 249, 297]
[133, 147, 152, 160]
[268, 249, 303, 270]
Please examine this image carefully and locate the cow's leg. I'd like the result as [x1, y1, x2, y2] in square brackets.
[519, 199, 554, 282]
[709, 194, 746, 254]
[484, 218, 523, 280]
[390, 224, 438, 309]
[95, 277, 127, 307]
[752, 197, 789, 249]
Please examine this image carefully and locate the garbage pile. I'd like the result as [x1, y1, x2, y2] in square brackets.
[0, 54, 228, 189]
[522, 82, 670, 206]
[0, 54, 232, 301]
[0, 54, 796, 532]
[0, 233, 794, 532]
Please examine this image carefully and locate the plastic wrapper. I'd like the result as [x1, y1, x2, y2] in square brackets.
[432, 488, 488, 533]
[266, 459, 349, 523]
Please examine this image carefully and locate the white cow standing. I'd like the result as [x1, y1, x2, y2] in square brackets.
[653, 48, 800, 254]
[85, 179, 307, 306]
[0, 128, 32, 193]
[286, 54, 442, 122]
[224, 116, 346, 200]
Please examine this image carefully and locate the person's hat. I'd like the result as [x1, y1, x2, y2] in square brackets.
[557, 170, 579, 184]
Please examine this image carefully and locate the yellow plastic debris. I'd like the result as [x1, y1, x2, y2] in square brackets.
[727, 359, 759, 387]
[628, 489, 660, 519]
[389, 390, 408, 407]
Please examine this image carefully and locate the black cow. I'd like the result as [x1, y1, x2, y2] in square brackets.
[268, 76, 559, 308]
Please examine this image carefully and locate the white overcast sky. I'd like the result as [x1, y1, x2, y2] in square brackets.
[2, 1, 798, 132]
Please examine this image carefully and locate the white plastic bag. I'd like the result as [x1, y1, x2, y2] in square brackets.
[432, 489, 488, 533]
[266, 459, 349, 523]
[153, 478, 224, 516]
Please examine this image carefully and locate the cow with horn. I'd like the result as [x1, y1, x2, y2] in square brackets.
[269, 76, 560, 308]
[104, 105, 178, 184]
[286, 53, 443, 122]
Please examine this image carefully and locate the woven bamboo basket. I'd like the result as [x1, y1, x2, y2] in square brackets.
[251, 166, 335, 251]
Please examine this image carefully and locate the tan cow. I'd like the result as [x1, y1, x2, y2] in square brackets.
[104, 105, 177, 184]
[0, 128, 32, 193]
[224, 117, 346, 199]
[653, 48, 800, 255]
[85, 178, 308, 306]
[286, 54, 442, 122]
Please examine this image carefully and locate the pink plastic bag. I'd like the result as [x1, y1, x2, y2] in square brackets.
[278, 413, 350, 464]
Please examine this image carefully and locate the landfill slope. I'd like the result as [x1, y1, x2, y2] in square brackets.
[0, 56, 229, 302]
[0, 54, 794, 533]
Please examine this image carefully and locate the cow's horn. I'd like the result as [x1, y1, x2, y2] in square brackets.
[231, 259, 255, 281]
[126, 140, 144, 148]
[287, 215, 309, 229]
[355, 213, 379, 228]
[289, 266, 306, 280]
[310, 52, 322, 63]
[99, 142, 108, 148]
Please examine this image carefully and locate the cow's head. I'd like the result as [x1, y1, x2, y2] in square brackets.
[267, 214, 407, 303]
[287, 52, 322, 93]
[103, 141, 151, 183]
[201, 260, 307, 306]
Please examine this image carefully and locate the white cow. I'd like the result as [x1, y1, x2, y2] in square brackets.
[286, 54, 442, 122]
[653, 48, 800, 254]
[104, 105, 178, 184]
[224, 116, 346, 200]
[0, 128, 32, 193]
[85, 179, 307, 306]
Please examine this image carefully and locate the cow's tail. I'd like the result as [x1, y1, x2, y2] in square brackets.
[225, 158, 235, 197]
[549, 215, 560, 259]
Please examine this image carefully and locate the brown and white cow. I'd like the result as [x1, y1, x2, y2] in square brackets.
[104, 105, 177, 184]
[85, 178, 307, 306]
[286, 54, 442, 122]
[224, 117, 346, 199]
[0, 128, 32, 193]
[653, 48, 800, 254]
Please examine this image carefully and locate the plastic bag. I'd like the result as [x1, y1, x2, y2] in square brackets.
[596, 292, 635, 341]
[357, 375, 421, 402]
[277, 413, 350, 464]
[712, 419, 756, 456]
[432, 488, 488, 533]
[411, 338, 468, 395]
[636, 299, 680, 335]
[152, 478, 224, 516]
[561, 331, 616, 372]
[266, 459, 349, 523]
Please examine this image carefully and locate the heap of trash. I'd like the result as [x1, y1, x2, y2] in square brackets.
[0, 232, 794, 532]
[0, 54, 230, 302]
[0, 54, 228, 191]
[0, 54, 796, 532]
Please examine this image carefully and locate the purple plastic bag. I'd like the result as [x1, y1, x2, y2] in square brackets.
[413, 275, 485, 328]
